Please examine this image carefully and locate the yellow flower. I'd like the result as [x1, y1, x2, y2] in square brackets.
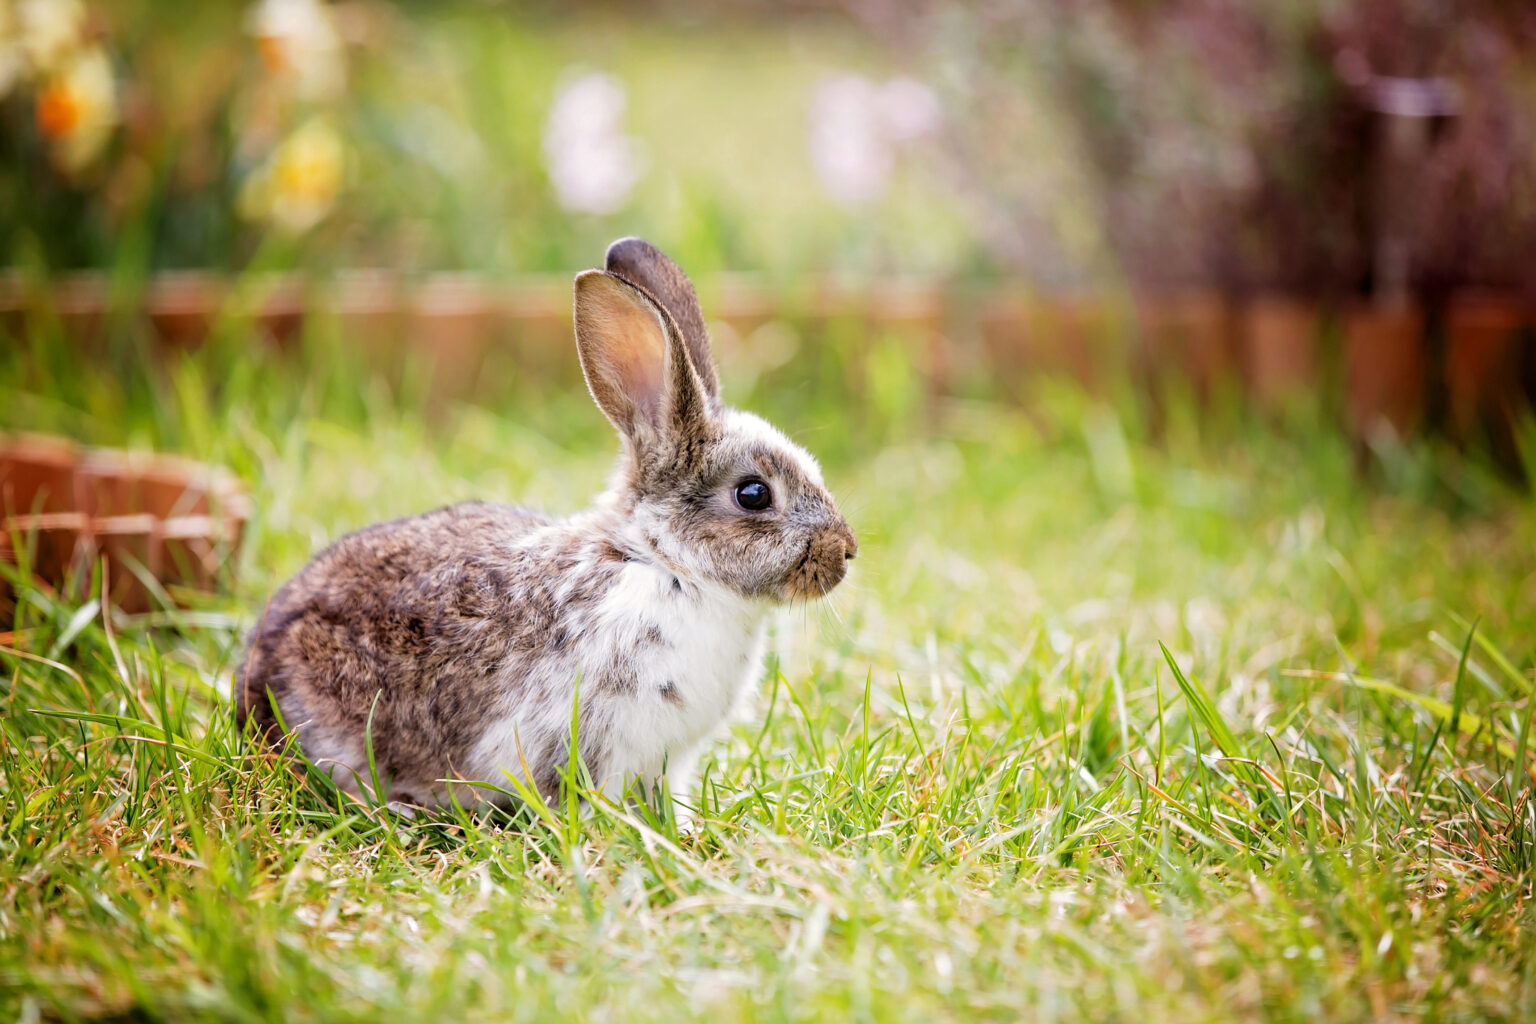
[239, 117, 345, 234]
[34, 42, 116, 173]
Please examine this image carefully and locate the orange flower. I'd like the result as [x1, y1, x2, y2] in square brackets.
[35, 77, 80, 137]
[33, 44, 116, 173]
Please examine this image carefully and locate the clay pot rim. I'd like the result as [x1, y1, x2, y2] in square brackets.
[0, 432, 81, 467]
[2, 434, 253, 521]
[1, 511, 91, 531]
[3, 509, 244, 531]
[76, 448, 246, 494]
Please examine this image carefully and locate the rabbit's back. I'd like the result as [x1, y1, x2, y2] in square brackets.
[236, 501, 554, 799]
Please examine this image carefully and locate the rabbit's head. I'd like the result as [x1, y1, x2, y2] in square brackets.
[576, 238, 856, 602]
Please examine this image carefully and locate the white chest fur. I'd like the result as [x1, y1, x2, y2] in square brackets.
[593, 562, 769, 780]
[465, 556, 769, 802]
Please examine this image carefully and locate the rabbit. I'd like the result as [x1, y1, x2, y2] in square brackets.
[236, 237, 857, 817]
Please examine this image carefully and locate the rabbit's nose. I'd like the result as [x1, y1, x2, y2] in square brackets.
[840, 526, 858, 561]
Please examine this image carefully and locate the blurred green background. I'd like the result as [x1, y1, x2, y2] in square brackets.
[4, 0, 1534, 462]
[2, 0, 983, 277]
[6, 0, 1527, 285]
[4, 0, 1535, 433]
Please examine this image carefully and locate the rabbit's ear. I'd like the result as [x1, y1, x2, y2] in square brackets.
[574, 270, 711, 445]
[604, 237, 720, 402]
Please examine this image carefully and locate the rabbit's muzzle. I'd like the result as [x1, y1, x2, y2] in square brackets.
[783, 521, 858, 600]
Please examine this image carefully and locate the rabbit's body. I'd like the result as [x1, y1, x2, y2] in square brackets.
[238, 239, 855, 814]
[242, 499, 767, 807]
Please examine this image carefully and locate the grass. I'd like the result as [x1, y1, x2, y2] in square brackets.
[3, 314, 1536, 1022]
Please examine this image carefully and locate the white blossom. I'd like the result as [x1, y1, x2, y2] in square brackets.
[879, 76, 943, 141]
[542, 71, 643, 215]
[808, 73, 942, 206]
[16, 0, 86, 73]
[247, 0, 344, 100]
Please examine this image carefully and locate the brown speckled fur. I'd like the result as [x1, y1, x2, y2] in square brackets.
[242, 503, 565, 794]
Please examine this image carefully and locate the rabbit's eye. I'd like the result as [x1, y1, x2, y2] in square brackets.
[733, 479, 773, 512]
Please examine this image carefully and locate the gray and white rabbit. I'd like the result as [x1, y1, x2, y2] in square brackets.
[236, 238, 857, 815]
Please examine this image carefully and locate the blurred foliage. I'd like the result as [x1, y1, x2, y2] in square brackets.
[3, 0, 1533, 292]
[0, 0, 979, 279]
[847, 0, 1536, 294]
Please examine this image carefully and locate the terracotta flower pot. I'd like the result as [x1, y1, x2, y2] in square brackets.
[976, 294, 1028, 398]
[867, 280, 944, 337]
[53, 274, 112, 348]
[145, 272, 227, 349]
[324, 270, 408, 393]
[250, 275, 307, 352]
[0, 437, 96, 599]
[0, 271, 24, 339]
[1037, 296, 1127, 394]
[409, 275, 498, 406]
[1344, 304, 1427, 441]
[1443, 294, 1529, 440]
[979, 293, 1125, 398]
[0, 434, 78, 515]
[1, 434, 249, 615]
[710, 274, 777, 342]
[1135, 291, 1236, 404]
[0, 513, 94, 601]
[0, 273, 110, 347]
[498, 277, 575, 384]
[868, 280, 948, 405]
[1242, 297, 1321, 415]
[145, 273, 306, 351]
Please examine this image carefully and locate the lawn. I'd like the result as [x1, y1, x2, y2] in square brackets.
[3, 323, 1536, 1022]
